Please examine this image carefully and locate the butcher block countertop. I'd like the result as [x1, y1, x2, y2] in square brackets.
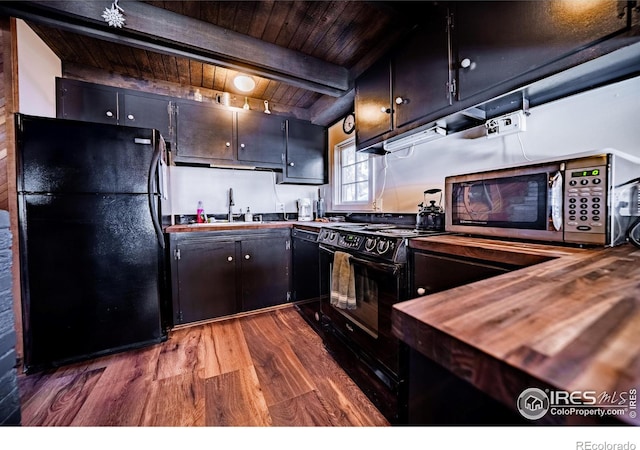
[165, 220, 326, 233]
[393, 235, 640, 425]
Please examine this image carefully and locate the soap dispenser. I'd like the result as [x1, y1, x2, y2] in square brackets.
[196, 201, 207, 223]
[245, 207, 253, 222]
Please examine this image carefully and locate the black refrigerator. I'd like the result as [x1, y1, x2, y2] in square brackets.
[16, 114, 169, 372]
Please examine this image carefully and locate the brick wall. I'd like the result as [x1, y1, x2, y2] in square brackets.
[0, 210, 20, 425]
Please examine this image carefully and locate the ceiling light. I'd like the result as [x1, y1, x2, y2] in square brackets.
[233, 75, 256, 93]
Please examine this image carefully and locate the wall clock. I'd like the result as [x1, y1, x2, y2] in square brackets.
[342, 112, 355, 134]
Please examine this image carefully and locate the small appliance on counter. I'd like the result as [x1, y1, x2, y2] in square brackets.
[416, 188, 445, 231]
[297, 198, 312, 221]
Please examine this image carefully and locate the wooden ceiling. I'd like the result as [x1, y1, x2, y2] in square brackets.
[6, 1, 425, 125]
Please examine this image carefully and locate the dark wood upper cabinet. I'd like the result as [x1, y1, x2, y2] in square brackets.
[355, 4, 451, 150]
[453, 0, 630, 102]
[174, 100, 235, 162]
[354, 57, 393, 146]
[354, 0, 635, 149]
[121, 92, 172, 140]
[280, 119, 327, 184]
[55, 79, 327, 179]
[393, 8, 452, 130]
[236, 111, 285, 166]
[56, 78, 118, 125]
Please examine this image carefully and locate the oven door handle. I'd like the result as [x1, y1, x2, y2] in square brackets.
[319, 245, 401, 274]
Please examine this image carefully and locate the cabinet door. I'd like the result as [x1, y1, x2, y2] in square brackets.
[281, 119, 327, 184]
[355, 58, 393, 145]
[454, 0, 629, 101]
[56, 78, 118, 125]
[175, 100, 235, 161]
[236, 111, 285, 165]
[121, 92, 172, 139]
[412, 252, 508, 297]
[173, 239, 238, 324]
[393, 8, 452, 129]
[240, 235, 290, 311]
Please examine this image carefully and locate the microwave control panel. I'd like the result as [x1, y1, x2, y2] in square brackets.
[564, 164, 607, 235]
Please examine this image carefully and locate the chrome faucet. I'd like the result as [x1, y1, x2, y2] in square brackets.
[228, 188, 234, 222]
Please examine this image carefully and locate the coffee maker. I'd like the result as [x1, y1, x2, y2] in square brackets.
[297, 198, 313, 221]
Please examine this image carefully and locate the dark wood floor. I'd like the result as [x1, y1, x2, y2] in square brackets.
[17, 306, 389, 426]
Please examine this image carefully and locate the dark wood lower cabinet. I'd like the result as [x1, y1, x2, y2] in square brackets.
[168, 229, 291, 326]
[240, 233, 291, 312]
[406, 347, 526, 425]
[411, 250, 513, 298]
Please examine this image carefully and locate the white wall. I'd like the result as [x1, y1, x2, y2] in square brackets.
[171, 75, 640, 218]
[17, 19, 61, 116]
[372, 75, 640, 213]
[169, 166, 322, 216]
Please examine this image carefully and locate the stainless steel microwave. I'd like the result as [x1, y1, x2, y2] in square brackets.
[445, 150, 640, 246]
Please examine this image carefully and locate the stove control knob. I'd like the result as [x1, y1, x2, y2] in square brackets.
[364, 237, 377, 252]
[376, 239, 391, 255]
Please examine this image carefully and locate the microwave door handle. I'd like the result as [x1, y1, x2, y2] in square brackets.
[550, 171, 563, 232]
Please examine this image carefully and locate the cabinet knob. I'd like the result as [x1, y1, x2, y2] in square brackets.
[227, 256, 233, 262]
[395, 97, 407, 105]
[225, 142, 231, 147]
[127, 114, 134, 120]
[244, 254, 251, 260]
[380, 107, 392, 114]
[417, 287, 426, 295]
[240, 143, 245, 149]
[460, 58, 476, 70]
[106, 111, 114, 118]
[288, 162, 295, 167]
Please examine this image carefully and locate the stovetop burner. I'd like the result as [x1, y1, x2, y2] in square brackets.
[318, 222, 447, 263]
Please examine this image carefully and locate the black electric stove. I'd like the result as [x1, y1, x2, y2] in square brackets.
[316, 222, 447, 423]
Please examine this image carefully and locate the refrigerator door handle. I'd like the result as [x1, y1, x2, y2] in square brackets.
[148, 134, 165, 249]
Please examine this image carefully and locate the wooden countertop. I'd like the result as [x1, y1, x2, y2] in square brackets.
[393, 235, 640, 425]
[165, 220, 327, 233]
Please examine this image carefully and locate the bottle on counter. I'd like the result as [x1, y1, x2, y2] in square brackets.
[196, 200, 207, 223]
[245, 207, 253, 222]
[317, 188, 325, 219]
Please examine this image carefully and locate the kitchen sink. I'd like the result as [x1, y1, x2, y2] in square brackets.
[185, 221, 255, 227]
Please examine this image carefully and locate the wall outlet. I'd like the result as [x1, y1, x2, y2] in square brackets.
[275, 202, 285, 212]
[486, 111, 527, 139]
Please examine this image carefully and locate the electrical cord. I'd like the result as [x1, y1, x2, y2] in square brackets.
[517, 132, 533, 162]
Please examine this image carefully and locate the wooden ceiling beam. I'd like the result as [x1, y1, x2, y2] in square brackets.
[0, 0, 350, 97]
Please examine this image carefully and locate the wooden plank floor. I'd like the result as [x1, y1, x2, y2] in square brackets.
[17, 307, 389, 426]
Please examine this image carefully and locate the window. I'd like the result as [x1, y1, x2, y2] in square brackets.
[332, 138, 374, 210]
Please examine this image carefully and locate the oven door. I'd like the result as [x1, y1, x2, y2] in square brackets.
[319, 244, 405, 376]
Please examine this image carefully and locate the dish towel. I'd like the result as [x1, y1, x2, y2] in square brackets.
[330, 251, 357, 310]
